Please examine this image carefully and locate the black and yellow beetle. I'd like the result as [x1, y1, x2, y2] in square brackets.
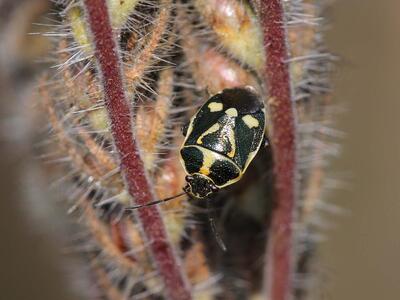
[127, 86, 266, 210]
[180, 86, 266, 199]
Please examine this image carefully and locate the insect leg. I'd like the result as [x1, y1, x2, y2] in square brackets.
[207, 198, 227, 252]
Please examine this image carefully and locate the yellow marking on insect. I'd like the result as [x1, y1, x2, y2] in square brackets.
[185, 146, 242, 188]
[199, 149, 216, 176]
[226, 126, 236, 158]
[225, 108, 238, 117]
[242, 115, 259, 128]
[196, 123, 220, 145]
[199, 166, 210, 176]
[182, 115, 196, 143]
[208, 102, 223, 112]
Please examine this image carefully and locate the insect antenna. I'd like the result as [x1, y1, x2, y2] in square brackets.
[125, 192, 186, 210]
[207, 198, 227, 252]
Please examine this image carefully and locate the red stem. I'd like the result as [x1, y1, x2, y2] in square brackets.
[82, 1, 191, 299]
[259, 1, 296, 300]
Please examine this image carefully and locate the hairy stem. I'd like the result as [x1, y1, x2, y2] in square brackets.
[82, 1, 191, 299]
[259, 1, 297, 300]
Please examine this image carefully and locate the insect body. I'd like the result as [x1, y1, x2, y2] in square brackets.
[180, 86, 266, 199]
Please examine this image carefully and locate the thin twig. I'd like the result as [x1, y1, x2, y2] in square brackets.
[82, 1, 191, 299]
[259, 1, 297, 300]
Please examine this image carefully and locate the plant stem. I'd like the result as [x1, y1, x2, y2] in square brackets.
[259, 1, 296, 300]
[82, 1, 191, 299]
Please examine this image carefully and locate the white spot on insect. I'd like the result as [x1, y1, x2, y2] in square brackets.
[225, 108, 238, 117]
[242, 115, 259, 128]
[196, 123, 220, 145]
[208, 102, 223, 112]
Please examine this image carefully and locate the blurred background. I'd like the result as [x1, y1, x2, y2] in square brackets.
[320, 0, 400, 299]
[0, 0, 399, 299]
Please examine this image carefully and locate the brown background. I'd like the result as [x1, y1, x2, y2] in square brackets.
[320, 0, 400, 299]
[0, 0, 399, 299]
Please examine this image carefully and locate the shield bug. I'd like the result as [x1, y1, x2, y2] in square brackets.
[180, 86, 266, 199]
[126, 86, 266, 250]
[127, 86, 266, 209]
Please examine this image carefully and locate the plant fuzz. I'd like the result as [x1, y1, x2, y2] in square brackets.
[37, 0, 335, 299]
